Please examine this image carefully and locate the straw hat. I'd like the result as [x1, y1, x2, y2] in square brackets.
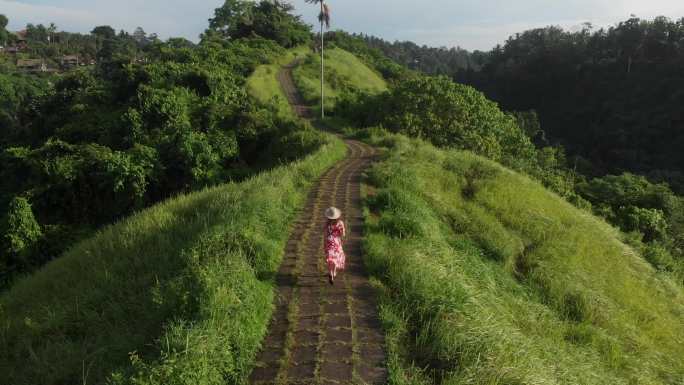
[325, 207, 341, 220]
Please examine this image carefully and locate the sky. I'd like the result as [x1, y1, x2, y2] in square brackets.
[2, 0, 684, 51]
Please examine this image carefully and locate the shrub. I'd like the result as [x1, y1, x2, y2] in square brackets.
[1, 197, 42, 281]
[642, 242, 676, 271]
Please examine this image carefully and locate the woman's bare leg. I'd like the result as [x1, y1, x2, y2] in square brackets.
[328, 261, 334, 284]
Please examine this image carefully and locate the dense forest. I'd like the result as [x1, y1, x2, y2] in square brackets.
[461, 18, 684, 189]
[0, 1, 320, 288]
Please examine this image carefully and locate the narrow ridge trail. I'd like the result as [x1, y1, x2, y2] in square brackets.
[248, 62, 386, 384]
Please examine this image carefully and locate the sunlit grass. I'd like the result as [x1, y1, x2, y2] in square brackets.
[0, 133, 346, 385]
[293, 47, 387, 113]
[359, 129, 684, 385]
[246, 46, 309, 119]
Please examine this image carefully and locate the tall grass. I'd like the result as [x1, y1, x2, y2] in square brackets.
[246, 46, 309, 119]
[0, 133, 346, 385]
[359, 129, 684, 385]
[292, 47, 387, 113]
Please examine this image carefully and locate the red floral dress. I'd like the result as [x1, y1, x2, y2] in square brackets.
[325, 220, 346, 271]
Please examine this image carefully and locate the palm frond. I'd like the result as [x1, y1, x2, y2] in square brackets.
[318, 3, 331, 29]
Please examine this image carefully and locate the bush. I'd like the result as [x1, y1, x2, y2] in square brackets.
[1, 197, 42, 283]
[339, 75, 536, 164]
[577, 173, 682, 246]
[616, 206, 668, 242]
[642, 242, 676, 271]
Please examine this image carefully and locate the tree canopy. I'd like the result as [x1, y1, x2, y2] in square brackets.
[0, 14, 8, 45]
[206, 0, 311, 47]
[0, 35, 319, 287]
[458, 17, 684, 193]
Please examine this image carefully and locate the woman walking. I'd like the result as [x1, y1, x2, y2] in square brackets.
[324, 206, 346, 285]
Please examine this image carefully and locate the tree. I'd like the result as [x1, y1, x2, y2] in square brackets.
[91, 25, 116, 40]
[133, 27, 148, 46]
[343, 75, 536, 163]
[306, 0, 331, 118]
[25, 23, 49, 43]
[614, 16, 645, 73]
[459, 16, 684, 189]
[207, 0, 253, 39]
[0, 14, 8, 46]
[47, 22, 57, 44]
[1, 197, 42, 272]
[206, 0, 310, 47]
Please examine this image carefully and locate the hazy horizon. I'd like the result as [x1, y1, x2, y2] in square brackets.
[2, 0, 684, 51]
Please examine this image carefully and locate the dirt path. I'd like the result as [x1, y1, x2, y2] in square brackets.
[248, 64, 386, 384]
[277, 60, 312, 119]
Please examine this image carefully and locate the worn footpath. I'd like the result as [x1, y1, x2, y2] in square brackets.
[248, 61, 387, 385]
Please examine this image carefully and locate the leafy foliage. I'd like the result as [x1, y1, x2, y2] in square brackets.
[459, 17, 684, 193]
[329, 30, 482, 77]
[0, 36, 320, 287]
[206, 0, 311, 48]
[8, 19, 157, 66]
[576, 173, 684, 275]
[0, 72, 51, 147]
[1, 197, 41, 279]
[0, 14, 8, 45]
[338, 74, 535, 164]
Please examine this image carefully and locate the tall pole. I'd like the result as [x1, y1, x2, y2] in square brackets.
[320, 1, 325, 119]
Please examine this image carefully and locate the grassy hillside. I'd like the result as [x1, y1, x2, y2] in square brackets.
[246, 46, 309, 119]
[293, 47, 388, 113]
[0, 131, 346, 385]
[357, 129, 684, 385]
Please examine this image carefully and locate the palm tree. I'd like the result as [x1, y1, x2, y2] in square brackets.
[48, 23, 57, 44]
[306, 0, 330, 119]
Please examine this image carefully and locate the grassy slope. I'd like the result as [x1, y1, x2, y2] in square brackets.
[246, 46, 309, 119]
[293, 47, 388, 112]
[0, 133, 346, 385]
[357, 129, 684, 385]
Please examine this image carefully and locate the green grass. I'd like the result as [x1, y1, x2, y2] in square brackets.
[292, 47, 388, 113]
[357, 128, 684, 385]
[0, 131, 347, 385]
[246, 46, 309, 119]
